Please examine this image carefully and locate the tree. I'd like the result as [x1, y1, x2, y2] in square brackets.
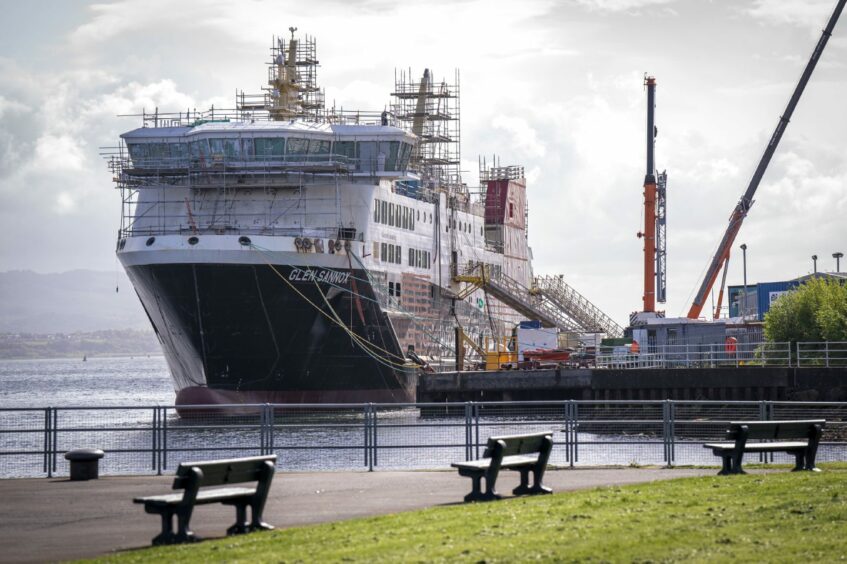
[764, 277, 847, 345]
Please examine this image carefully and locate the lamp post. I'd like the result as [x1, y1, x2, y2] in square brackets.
[835, 252, 844, 273]
[812, 254, 818, 274]
[740, 243, 748, 320]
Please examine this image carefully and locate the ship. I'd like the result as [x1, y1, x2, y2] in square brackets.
[109, 29, 623, 407]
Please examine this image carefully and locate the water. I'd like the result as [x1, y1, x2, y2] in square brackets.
[0, 356, 174, 407]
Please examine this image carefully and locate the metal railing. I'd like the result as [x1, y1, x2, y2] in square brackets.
[2, 400, 846, 479]
[797, 341, 847, 367]
[593, 341, 847, 369]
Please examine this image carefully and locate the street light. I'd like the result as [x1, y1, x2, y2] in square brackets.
[835, 252, 844, 273]
[740, 243, 748, 320]
[812, 254, 818, 274]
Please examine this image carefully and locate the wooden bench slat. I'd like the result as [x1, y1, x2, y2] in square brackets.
[704, 441, 808, 452]
[451, 454, 538, 471]
[135, 487, 256, 506]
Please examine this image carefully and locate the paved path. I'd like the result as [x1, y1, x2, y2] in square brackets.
[0, 467, 714, 562]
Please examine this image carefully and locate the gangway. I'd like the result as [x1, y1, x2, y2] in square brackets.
[533, 275, 625, 338]
[454, 265, 623, 337]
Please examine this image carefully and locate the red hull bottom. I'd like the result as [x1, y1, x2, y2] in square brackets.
[175, 385, 416, 414]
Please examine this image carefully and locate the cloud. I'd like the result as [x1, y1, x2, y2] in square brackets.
[491, 116, 547, 159]
[744, 0, 838, 28]
[572, 0, 676, 13]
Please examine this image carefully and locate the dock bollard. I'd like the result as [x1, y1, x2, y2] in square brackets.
[64, 449, 105, 480]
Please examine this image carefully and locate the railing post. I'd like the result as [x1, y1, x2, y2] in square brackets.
[573, 401, 579, 465]
[162, 407, 168, 471]
[796, 341, 801, 368]
[364, 404, 372, 471]
[465, 402, 473, 461]
[51, 408, 58, 475]
[825, 341, 830, 368]
[470, 402, 481, 460]
[43, 408, 51, 478]
[151, 407, 158, 474]
[370, 403, 378, 469]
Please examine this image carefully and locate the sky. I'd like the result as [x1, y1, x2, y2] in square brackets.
[0, 0, 845, 326]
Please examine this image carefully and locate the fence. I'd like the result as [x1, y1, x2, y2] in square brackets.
[595, 341, 847, 369]
[2, 401, 846, 479]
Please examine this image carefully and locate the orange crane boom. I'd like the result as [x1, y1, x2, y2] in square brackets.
[687, 0, 845, 319]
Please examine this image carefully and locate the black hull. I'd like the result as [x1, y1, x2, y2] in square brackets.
[127, 263, 416, 406]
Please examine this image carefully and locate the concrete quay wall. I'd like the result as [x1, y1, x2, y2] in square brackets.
[417, 367, 847, 403]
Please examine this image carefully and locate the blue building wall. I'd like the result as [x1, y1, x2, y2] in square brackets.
[756, 280, 799, 320]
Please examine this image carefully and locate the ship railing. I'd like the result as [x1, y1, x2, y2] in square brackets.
[118, 220, 353, 240]
[124, 106, 404, 129]
[593, 340, 799, 369]
[3, 400, 846, 479]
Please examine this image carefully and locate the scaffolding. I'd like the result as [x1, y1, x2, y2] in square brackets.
[236, 27, 325, 121]
[391, 69, 461, 192]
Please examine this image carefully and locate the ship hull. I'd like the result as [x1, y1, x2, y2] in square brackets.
[125, 261, 416, 407]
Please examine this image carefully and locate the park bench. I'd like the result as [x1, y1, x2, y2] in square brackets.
[451, 431, 554, 502]
[133, 455, 276, 545]
[703, 420, 825, 475]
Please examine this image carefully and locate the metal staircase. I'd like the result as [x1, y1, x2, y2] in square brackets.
[454, 265, 622, 337]
[532, 275, 624, 338]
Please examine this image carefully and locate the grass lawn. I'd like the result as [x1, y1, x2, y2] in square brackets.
[93, 466, 847, 563]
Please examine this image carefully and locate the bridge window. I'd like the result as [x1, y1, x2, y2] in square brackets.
[241, 138, 254, 158]
[287, 137, 309, 158]
[335, 141, 356, 164]
[255, 138, 285, 159]
[358, 141, 377, 172]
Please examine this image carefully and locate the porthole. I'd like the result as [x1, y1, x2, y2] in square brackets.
[145, 237, 156, 247]
[188, 236, 199, 245]
[238, 236, 252, 246]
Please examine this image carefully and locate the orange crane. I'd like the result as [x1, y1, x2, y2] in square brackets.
[687, 0, 845, 319]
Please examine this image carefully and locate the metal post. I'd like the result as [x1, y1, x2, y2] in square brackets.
[162, 407, 168, 471]
[740, 243, 749, 320]
[364, 404, 372, 471]
[51, 408, 58, 475]
[152, 407, 158, 472]
[669, 400, 675, 465]
[465, 402, 473, 461]
[268, 405, 275, 460]
[825, 341, 830, 367]
[371, 404, 378, 469]
[474, 403, 481, 460]
[43, 408, 51, 477]
[572, 401, 580, 465]
[662, 401, 669, 465]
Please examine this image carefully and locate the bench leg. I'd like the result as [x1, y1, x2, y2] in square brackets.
[226, 502, 250, 536]
[512, 467, 552, 496]
[513, 468, 531, 496]
[731, 451, 746, 475]
[463, 473, 500, 502]
[250, 498, 274, 532]
[717, 455, 733, 476]
[151, 509, 176, 546]
[174, 506, 199, 544]
[530, 466, 553, 495]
